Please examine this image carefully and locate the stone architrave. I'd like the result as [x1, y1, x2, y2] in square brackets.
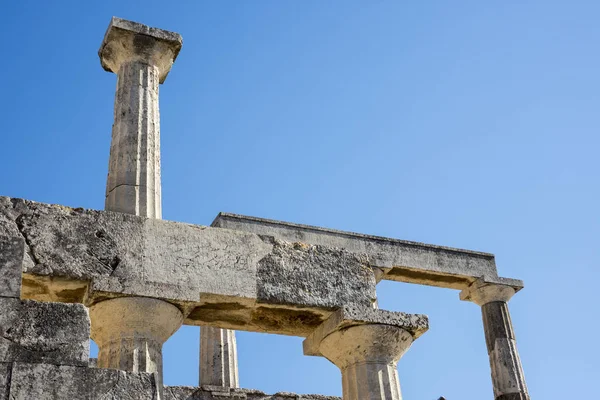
[304, 307, 429, 400]
[460, 279, 529, 400]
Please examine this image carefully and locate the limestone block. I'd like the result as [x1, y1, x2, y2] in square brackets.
[164, 386, 340, 400]
[257, 239, 375, 309]
[0, 196, 380, 336]
[0, 235, 24, 298]
[8, 362, 158, 399]
[0, 362, 10, 400]
[213, 212, 501, 289]
[0, 298, 89, 365]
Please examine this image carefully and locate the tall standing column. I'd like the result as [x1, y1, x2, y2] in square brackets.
[90, 17, 184, 397]
[461, 279, 529, 400]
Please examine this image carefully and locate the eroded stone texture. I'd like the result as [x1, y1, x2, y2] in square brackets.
[90, 297, 183, 374]
[0, 236, 23, 298]
[483, 302, 529, 400]
[461, 280, 529, 400]
[0, 362, 10, 400]
[303, 307, 428, 357]
[213, 213, 500, 289]
[0, 196, 379, 336]
[257, 239, 375, 309]
[0, 299, 89, 366]
[99, 17, 182, 83]
[9, 362, 158, 399]
[200, 327, 238, 387]
[165, 386, 339, 400]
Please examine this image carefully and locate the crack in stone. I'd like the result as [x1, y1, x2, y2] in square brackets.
[105, 183, 145, 197]
[14, 214, 42, 270]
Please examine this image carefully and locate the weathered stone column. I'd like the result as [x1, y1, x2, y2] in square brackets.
[199, 326, 239, 387]
[323, 325, 412, 400]
[460, 279, 529, 400]
[90, 17, 184, 397]
[90, 297, 182, 375]
[101, 17, 182, 218]
[304, 307, 428, 400]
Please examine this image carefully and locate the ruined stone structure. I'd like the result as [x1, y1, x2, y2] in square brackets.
[0, 17, 529, 400]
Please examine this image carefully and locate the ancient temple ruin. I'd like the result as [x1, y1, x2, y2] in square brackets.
[0, 18, 529, 400]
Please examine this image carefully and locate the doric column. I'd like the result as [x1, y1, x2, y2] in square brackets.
[90, 17, 184, 397]
[89, 297, 183, 381]
[460, 279, 529, 400]
[304, 307, 428, 400]
[100, 17, 182, 218]
[200, 326, 239, 387]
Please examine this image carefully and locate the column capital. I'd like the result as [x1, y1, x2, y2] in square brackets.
[460, 277, 523, 306]
[99, 17, 183, 83]
[320, 324, 414, 369]
[303, 306, 428, 358]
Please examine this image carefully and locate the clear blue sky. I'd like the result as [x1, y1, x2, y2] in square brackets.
[1, 1, 598, 399]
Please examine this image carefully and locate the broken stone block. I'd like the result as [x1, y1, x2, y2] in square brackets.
[164, 386, 341, 400]
[0, 299, 89, 365]
[0, 236, 24, 298]
[9, 362, 158, 400]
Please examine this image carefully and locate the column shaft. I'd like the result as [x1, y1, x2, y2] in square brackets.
[481, 302, 529, 400]
[200, 326, 239, 387]
[319, 324, 413, 400]
[341, 362, 403, 400]
[105, 61, 162, 218]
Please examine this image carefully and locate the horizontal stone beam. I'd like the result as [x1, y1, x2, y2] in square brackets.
[0, 196, 378, 336]
[213, 213, 515, 290]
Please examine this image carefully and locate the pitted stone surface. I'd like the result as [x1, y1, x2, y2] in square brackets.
[304, 306, 428, 357]
[0, 196, 379, 336]
[9, 362, 158, 399]
[0, 362, 10, 400]
[0, 236, 24, 298]
[0, 299, 89, 366]
[165, 386, 339, 400]
[213, 213, 501, 289]
[257, 238, 375, 309]
[99, 17, 182, 83]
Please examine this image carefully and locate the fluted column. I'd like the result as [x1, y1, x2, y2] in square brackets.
[461, 279, 529, 400]
[200, 326, 239, 387]
[321, 324, 413, 400]
[90, 17, 184, 398]
[105, 60, 162, 217]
